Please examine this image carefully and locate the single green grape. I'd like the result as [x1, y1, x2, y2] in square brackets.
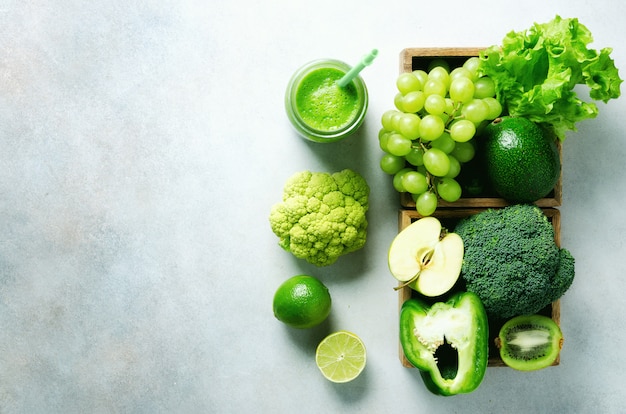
[450, 67, 473, 81]
[412, 70, 429, 87]
[423, 147, 450, 177]
[396, 72, 422, 95]
[450, 140, 475, 163]
[445, 155, 461, 178]
[461, 99, 489, 124]
[418, 114, 445, 141]
[380, 153, 406, 175]
[483, 97, 503, 120]
[415, 191, 438, 216]
[449, 119, 476, 143]
[381, 110, 398, 131]
[462, 57, 481, 80]
[449, 77, 475, 103]
[402, 91, 426, 113]
[378, 129, 392, 152]
[386, 133, 412, 156]
[405, 147, 425, 166]
[473, 77, 496, 99]
[423, 78, 447, 97]
[394, 93, 406, 111]
[444, 98, 456, 116]
[398, 113, 421, 140]
[437, 177, 462, 202]
[401, 171, 429, 194]
[429, 132, 455, 154]
[428, 66, 451, 89]
[424, 94, 447, 116]
[390, 111, 404, 132]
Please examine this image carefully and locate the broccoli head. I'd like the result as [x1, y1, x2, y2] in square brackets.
[454, 204, 575, 320]
[269, 169, 369, 266]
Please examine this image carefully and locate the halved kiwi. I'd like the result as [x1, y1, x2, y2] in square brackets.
[495, 314, 563, 371]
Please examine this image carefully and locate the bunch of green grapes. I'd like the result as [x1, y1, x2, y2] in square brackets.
[379, 57, 502, 216]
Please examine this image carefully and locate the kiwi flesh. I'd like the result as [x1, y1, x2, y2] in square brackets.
[496, 314, 563, 371]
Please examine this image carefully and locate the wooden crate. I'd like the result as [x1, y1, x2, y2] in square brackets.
[398, 47, 562, 208]
[397, 207, 562, 368]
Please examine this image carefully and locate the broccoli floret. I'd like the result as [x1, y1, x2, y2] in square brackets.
[550, 248, 575, 298]
[269, 169, 369, 266]
[454, 204, 575, 320]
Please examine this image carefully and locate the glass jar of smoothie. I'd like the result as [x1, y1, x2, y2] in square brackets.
[285, 59, 369, 143]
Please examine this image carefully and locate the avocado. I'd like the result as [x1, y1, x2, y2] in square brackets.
[480, 117, 560, 203]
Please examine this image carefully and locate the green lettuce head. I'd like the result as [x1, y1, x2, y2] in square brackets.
[479, 15, 622, 140]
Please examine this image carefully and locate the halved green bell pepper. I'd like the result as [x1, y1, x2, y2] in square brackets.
[400, 291, 489, 396]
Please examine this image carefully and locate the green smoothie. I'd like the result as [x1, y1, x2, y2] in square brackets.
[295, 67, 360, 132]
[285, 59, 368, 142]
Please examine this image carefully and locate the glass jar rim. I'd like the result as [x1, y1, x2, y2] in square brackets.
[285, 59, 368, 142]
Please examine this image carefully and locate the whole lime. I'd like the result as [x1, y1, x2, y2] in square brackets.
[481, 116, 560, 203]
[273, 275, 331, 329]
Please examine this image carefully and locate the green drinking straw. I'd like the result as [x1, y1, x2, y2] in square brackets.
[337, 49, 379, 88]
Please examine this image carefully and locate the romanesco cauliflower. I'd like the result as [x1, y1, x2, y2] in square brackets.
[269, 169, 369, 266]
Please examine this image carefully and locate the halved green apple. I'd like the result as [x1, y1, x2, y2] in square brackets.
[388, 216, 464, 297]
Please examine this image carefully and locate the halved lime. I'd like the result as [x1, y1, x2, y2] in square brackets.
[315, 331, 366, 383]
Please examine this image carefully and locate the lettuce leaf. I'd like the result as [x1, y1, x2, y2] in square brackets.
[478, 15, 622, 140]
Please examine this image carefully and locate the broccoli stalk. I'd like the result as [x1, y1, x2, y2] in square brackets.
[454, 204, 575, 320]
[269, 169, 369, 267]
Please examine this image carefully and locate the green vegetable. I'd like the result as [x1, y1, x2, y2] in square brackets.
[400, 292, 489, 396]
[269, 169, 369, 267]
[454, 204, 575, 320]
[479, 15, 622, 140]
